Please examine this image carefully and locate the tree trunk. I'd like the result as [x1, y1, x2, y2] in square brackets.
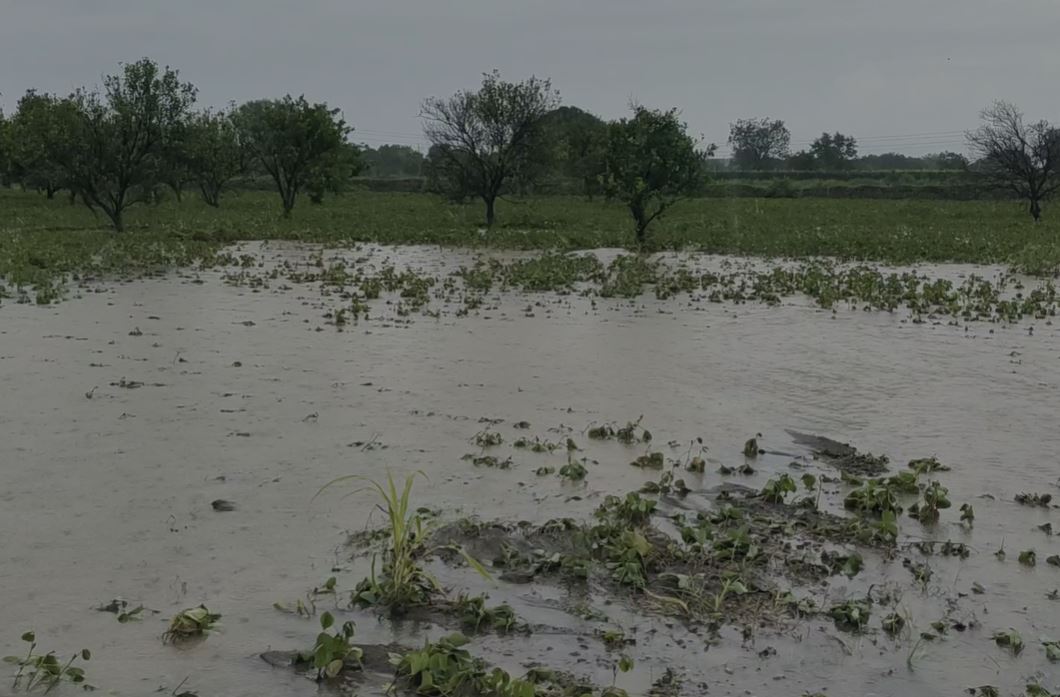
[484, 196, 496, 228]
[635, 221, 648, 246]
[200, 183, 220, 207]
[46, 187, 56, 200]
[1031, 197, 1042, 222]
[108, 208, 124, 233]
[68, 190, 77, 206]
[631, 201, 647, 246]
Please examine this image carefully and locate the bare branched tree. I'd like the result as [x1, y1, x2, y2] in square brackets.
[421, 71, 560, 227]
[966, 101, 1060, 222]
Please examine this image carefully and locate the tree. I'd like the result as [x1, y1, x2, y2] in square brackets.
[233, 96, 351, 217]
[7, 91, 81, 198]
[967, 101, 1060, 222]
[536, 106, 608, 199]
[180, 109, 244, 207]
[423, 144, 475, 202]
[421, 70, 560, 227]
[728, 118, 789, 170]
[602, 105, 712, 245]
[361, 144, 423, 177]
[853, 152, 924, 170]
[810, 132, 858, 169]
[785, 150, 816, 170]
[58, 59, 197, 231]
[923, 151, 969, 170]
[305, 141, 363, 204]
[0, 110, 9, 187]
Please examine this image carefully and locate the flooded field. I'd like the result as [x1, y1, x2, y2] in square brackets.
[2, 243, 1059, 697]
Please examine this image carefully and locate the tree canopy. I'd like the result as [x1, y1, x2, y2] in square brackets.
[180, 109, 244, 207]
[233, 95, 352, 216]
[7, 91, 81, 198]
[361, 144, 423, 178]
[603, 105, 711, 245]
[728, 118, 790, 170]
[810, 132, 858, 169]
[59, 58, 197, 231]
[421, 70, 560, 227]
[535, 106, 608, 199]
[967, 101, 1060, 221]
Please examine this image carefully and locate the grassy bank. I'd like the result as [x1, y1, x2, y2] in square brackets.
[2, 189, 1059, 299]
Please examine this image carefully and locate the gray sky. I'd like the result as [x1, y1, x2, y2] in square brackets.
[2, 0, 1058, 156]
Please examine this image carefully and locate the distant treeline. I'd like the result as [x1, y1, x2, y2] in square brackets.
[347, 169, 1000, 202]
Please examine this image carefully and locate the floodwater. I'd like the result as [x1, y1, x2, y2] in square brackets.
[1, 243, 1058, 696]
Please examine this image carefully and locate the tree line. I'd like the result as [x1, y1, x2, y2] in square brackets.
[1, 58, 1058, 240]
[0, 59, 360, 231]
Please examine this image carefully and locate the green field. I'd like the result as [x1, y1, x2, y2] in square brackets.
[1, 189, 1058, 299]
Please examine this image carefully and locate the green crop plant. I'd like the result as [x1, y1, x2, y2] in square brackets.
[4, 632, 91, 693]
[301, 611, 362, 680]
[390, 633, 537, 697]
[843, 479, 902, 516]
[454, 594, 520, 633]
[163, 606, 221, 643]
[828, 598, 872, 632]
[908, 481, 951, 523]
[761, 474, 797, 503]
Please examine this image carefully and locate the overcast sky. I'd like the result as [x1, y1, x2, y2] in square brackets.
[2, 0, 1058, 156]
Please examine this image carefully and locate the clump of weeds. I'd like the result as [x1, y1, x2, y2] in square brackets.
[881, 612, 906, 636]
[828, 598, 872, 632]
[903, 558, 934, 587]
[1015, 492, 1053, 507]
[844, 479, 903, 516]
[992, 628, 1025, 654]
[512, 437, 561, 453]
[908, 457, 950, 474]
[96, 598, 146, 623]
[453, 594, 522, 633]
[760, 474, 797, 503]
[389, 633, 538, 697]
[315, 472, 489, 614]
[596, 492, 657, 527]
[908, 481, 951, 523]
[686, 456, 706, 473]
[598, 628, 631, 651]
[558, 458, 588, 482]
[163, 606, 221, 643]
[464, 454, 512, 469]
[473, 430, 503, 448]
[588, 417, 651, 444]
[298, 611, 362, 680]
[630, 452, 664, 469]
[822, 551, 863, 578]
[4, 632, 92, 693]
[641, 471, 690, 496]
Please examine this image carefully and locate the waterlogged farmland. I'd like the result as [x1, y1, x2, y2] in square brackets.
[2, 243, 1059, 697]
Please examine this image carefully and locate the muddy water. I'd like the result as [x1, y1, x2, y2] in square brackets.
[1, 243, 1059, 696]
